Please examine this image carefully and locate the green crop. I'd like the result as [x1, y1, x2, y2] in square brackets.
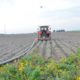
[0, 49, 80, 80]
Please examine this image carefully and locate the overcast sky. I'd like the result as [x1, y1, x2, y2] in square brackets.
[0, 0, 80, 34]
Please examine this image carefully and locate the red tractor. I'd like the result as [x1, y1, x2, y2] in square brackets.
[38, 26, 51, 41]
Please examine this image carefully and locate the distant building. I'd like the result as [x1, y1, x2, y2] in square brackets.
[53, 30, 56, 32]
[53, 29, 65, 32]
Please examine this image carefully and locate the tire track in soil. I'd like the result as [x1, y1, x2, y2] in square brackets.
[51, 39, 66, 60]
[39, 41, 56, 59]
[64, 40, 79, 49]
[44, 41, 53, 59]
[56, 40, 75, 56]
[38, 40, 66, 60]
[39, 41, 47, 58]
[39, 40, 66, 60]
[48, 40, 61, 60]
[37, 39, 77, 60]
[53, 39, 69, 57]
[59, 40, 77, 54]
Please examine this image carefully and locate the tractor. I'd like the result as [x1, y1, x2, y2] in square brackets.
[38, 26, 51, 41]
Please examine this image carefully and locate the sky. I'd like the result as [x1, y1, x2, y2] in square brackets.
[0, 0, 80, 34]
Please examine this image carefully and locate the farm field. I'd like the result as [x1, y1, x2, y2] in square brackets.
[38, 32, 80, 60]
[0, 32, 80, 64]
[0, 32, 80, 80]
[0, 34, 35, 64]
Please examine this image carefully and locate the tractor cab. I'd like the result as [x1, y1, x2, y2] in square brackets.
[38, 26, 51, 41]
